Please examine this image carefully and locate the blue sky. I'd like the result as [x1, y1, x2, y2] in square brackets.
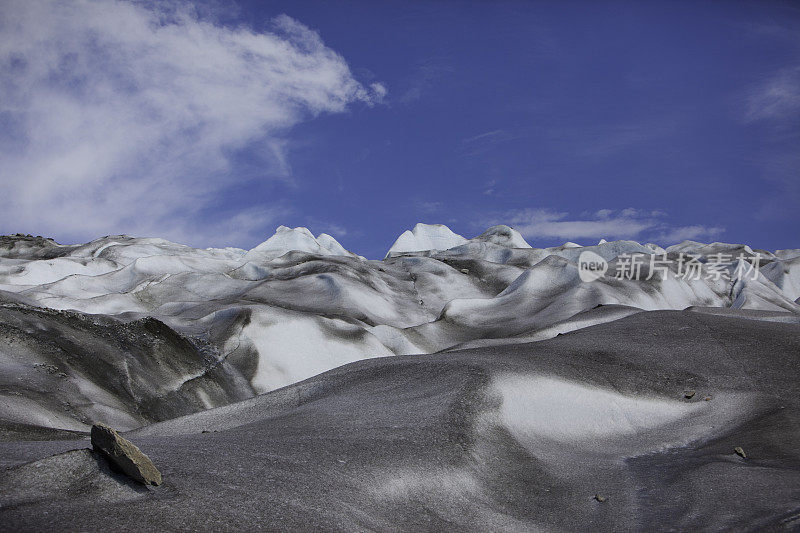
[1, 0, 798, 258]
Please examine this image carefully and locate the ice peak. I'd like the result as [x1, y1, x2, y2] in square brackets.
[386, 223, 467, 257]
[247, 226, 351, 260]
[471, 225, 532, 248]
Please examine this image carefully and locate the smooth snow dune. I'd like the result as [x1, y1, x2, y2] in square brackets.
[2, 310, 799, 531]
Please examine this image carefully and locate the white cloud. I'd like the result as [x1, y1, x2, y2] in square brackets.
[654, 225, 724, 245]
[0, 0, 383, 246]
[744, 66, 800, 122]
[505, 209, 654, 241]
[370, 82, 388, 100]
[494, 208, 723, 245]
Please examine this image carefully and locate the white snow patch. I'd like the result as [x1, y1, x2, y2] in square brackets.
[244, 311, 394, 393]
[495, 374, 701, 444]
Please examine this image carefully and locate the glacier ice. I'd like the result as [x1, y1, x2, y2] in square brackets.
[0, 227, 798, 430]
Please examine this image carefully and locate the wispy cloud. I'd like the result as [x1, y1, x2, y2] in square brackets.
[744, 66, 800, 123]
[0, 0, 384, 246]
[653, 225, 725, 245]
[488, 208, 723, 245]
[547, 119, 679, 158]
[737, 18, 800, 124]
[414, 200, 445, 214]
[457, 129, 521, 157]
[397, 56, 452, 104]
[736, 21, 800, 219]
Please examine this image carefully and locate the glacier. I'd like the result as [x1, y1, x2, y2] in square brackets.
[0, 225, 798, 432]
[1, 226, 799, 531]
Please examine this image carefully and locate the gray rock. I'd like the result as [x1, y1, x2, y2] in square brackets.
[734, 446, 746, 458]
[684, 390, 696, 399]
[91, 423, 162, 486]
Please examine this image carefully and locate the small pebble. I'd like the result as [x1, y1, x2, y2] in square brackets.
[684, 390, 696, 399]
[594, 494, 607, 502]
[734, 446, 746, 458]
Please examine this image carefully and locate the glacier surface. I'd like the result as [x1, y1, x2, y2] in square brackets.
[0, 225, 798, 431]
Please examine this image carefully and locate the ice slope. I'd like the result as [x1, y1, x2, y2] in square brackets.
[380, 247, 799, 354]
[0, 302, 253, 433]
[2, 311, 799, 531]
[0, 229, 798, 430]
[761, 255, 800, 302]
